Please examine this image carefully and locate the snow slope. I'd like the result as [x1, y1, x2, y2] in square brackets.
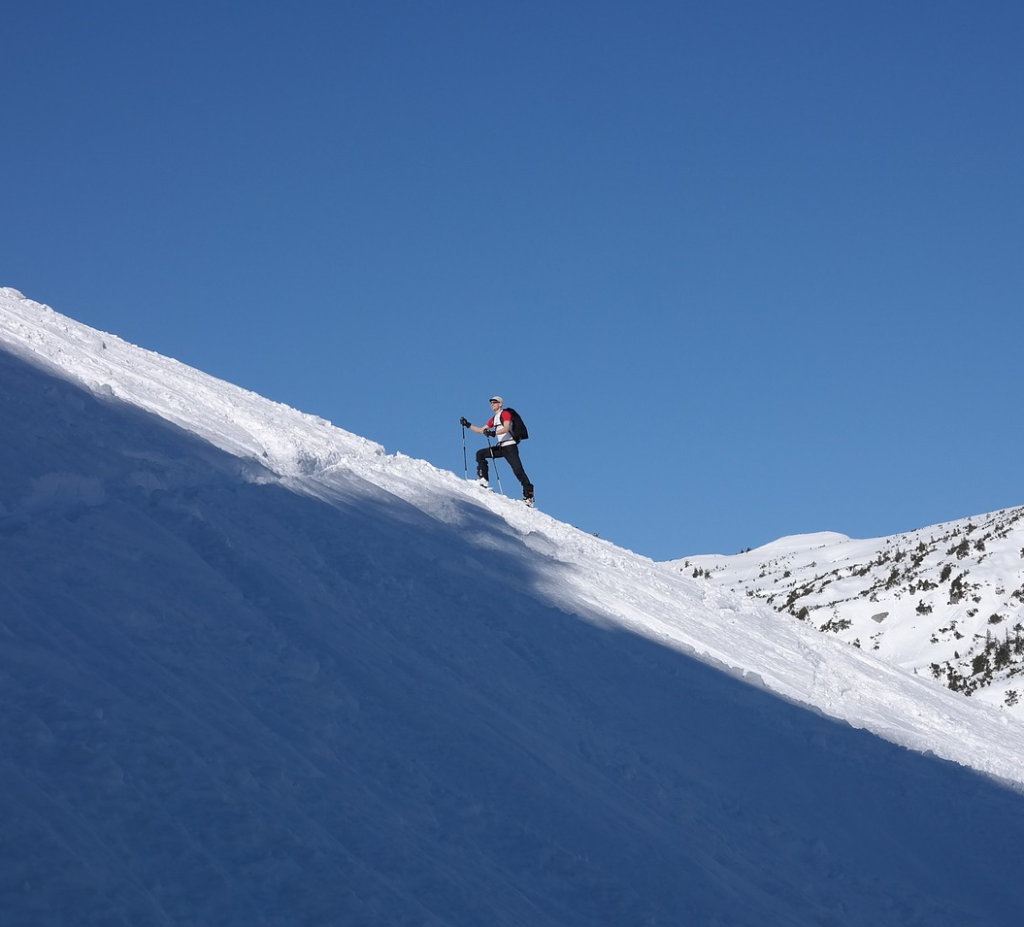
[3, 287, 1024, 926]
[677, 511, 1024, 716]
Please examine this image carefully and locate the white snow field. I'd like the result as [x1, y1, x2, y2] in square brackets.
[2, 287, 1024, 926]
[676, 513, 1024, 717]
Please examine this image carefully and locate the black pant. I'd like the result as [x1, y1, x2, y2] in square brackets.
[476, 443, 533, 495]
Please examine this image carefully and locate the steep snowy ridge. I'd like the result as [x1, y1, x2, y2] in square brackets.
[3, 287, 1024, 926]
[4, 286, 1021, 780]
[0, 287, 384, 478]
[678, 509, 1024, 716]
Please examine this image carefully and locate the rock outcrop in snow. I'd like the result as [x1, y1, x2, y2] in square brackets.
[679, 509, 1024, 715]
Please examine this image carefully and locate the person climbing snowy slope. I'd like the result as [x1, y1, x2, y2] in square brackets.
[460, 396, 534, 506]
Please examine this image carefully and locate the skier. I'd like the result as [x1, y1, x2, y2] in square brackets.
[460, 396, 534, 505]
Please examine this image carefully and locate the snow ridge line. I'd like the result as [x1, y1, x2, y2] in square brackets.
[4, 287, 1024, 788]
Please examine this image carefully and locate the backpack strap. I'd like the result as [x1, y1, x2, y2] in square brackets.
[504, 408, 519, 444]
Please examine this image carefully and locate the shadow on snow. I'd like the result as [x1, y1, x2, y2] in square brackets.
[2, 347, 1023, 927]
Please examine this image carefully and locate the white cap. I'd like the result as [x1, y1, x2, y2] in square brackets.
[489, 395, 503, 404]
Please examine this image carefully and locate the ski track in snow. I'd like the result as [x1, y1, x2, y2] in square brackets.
[3, 287, 1024, 926]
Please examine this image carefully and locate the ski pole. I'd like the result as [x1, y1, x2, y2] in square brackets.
[486, 434, 504, 495]
[462, 425, 468, 479]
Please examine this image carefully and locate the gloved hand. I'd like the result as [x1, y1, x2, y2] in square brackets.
[460, 417, 471, 428]
[484, 428, 496, 437]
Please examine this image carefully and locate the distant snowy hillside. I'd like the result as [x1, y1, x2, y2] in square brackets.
[3, 287, 1024, 926]
[678, 509, 1024, 717]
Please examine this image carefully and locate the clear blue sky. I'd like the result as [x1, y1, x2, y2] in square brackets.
[4, 0, 1022, 560]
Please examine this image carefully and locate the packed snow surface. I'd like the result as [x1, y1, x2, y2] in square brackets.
[3, 287, 1024, 926]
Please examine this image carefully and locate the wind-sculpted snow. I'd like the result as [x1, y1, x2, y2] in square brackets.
[0, 288, 382, 480]
[3, 288, 1024, 925]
